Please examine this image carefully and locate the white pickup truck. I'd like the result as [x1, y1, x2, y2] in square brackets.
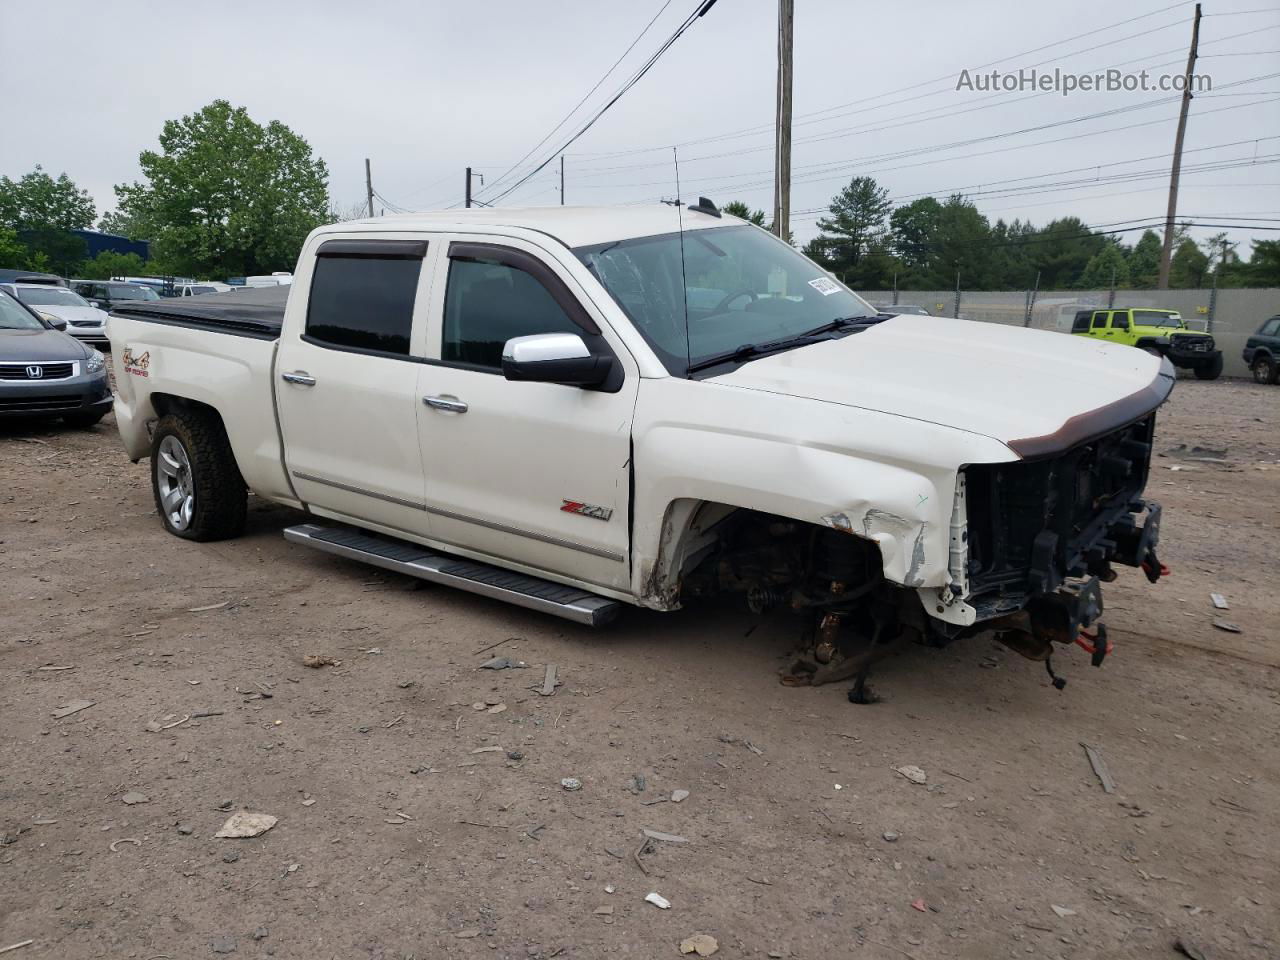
[109, 202, 1171, 692]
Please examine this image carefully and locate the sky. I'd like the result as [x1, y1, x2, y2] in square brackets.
[2, 0, 1278, 259]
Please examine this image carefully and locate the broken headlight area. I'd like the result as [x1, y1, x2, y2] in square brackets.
[959, 413, 1163, 682]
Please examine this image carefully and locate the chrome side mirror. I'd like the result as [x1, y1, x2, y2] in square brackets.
[501, 333, 613, 388]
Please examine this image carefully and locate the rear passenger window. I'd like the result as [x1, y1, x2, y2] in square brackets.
[1072, 313, 1091, 333]
[305, 239, 427, 357]
[443, 253, 584, 370]
[1091, 312, 1108, 330]
[1111, 312, 1129, 330]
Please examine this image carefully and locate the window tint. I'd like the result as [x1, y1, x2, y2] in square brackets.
[1072, 312, 1091, 333]
[1111, 311, 1129, 330]
[1091, 311, 1108, 330]
[1261, 318, 1280, 336]
[443, 257, 582, 369]
[306, 253, 423, 356]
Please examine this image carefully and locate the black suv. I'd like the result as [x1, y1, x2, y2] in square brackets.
[70, 280, 161, 312]
[1243, 315, 1280, 384]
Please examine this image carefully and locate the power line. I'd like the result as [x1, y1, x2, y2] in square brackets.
[567, 0, 1201, 163]
[481, 0, 678, 196]
[480, 0, 719, 204]
[559, 26, 1277, 183]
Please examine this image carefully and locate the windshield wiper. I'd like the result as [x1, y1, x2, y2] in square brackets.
[685, 333, 826, 374]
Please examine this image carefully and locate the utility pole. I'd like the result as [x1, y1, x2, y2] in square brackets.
[772, 0, 793, 242]
[1157, 2, 1201, 289]
[560, 156, 565, 206]
[365, 158, 375, 219]
[465, 166, 472, 209]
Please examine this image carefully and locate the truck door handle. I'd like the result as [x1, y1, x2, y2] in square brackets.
[423, 395, 468, 413]
[281, 371, 316, 386]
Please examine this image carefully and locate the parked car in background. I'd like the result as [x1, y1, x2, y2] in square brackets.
[0, 282, 110, 347]
[174, 283, 224, 297]
[244, 273, 293, 287]
[0, 269, 64, 285]
[1071, 307, 1222, 380]
[70, 280, 161, 313]
[0, 289, 112, 427]
[1243, 314, 1280, 384]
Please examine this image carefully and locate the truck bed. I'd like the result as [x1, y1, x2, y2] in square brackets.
[110, 286, 288, 340]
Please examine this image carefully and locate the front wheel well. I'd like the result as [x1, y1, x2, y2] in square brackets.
[644, 500, 887, 611]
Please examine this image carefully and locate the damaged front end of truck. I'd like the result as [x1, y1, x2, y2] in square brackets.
[671, 369, 1172, 701]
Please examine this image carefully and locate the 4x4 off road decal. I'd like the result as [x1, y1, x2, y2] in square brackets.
[122, 348, 150, 378]
[561, 499, 613, 521]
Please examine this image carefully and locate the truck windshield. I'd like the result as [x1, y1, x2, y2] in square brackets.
[1134, 310, 1184, 328]
[576, 224, 878, 376]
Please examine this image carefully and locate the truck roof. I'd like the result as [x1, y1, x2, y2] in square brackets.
[329, 204, 735, 249]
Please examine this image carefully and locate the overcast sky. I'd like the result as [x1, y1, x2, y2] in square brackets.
[3, 0, 1278, 256]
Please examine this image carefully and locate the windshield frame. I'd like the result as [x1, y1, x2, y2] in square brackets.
[575, 224, 879, 378]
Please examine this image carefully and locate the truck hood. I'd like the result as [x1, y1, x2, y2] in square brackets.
[714, 315, 1173, 456]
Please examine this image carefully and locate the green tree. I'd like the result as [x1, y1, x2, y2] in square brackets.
[97, 208, 148, 239]
[0, 225, 27, 269]
[1078, 242, 1131, 290]
[1241, 239, 1280, 286]
[721, 200, 767, 227]
[1023, 217, 1105, 288]
[1127, 229, 1162, 287]
[1169, 237, 1210, 287]
[812, 177, 892, 276]
[0, 165, 96, 274]
[113, 99, 329, 278]
[0, 165, 95, 231]
[888, 197, 942, 275]
[78, 250, 148, 280]
[925, 195, 996, 289]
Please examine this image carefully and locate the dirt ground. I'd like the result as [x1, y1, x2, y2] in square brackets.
[2, 378, 1277, 960]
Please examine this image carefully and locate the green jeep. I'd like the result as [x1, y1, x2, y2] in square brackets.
[1072, 307, 1222, 380]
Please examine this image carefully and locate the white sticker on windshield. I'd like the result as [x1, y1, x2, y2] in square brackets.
[807, 276, 841, 296]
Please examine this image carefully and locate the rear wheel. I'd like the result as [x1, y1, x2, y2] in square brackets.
[150, 411, 246, 541]
[1252, 354, 1278, 385]
[1193, 353, 1223, 381]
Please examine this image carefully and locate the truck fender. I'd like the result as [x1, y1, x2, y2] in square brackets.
[631, 448, 957, 610]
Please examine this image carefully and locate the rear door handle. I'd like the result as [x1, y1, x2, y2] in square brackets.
[281, 371, 316, 386]
[423, 395, 468, 413]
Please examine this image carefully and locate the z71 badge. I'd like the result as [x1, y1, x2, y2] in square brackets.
[560, 499, 613, 521]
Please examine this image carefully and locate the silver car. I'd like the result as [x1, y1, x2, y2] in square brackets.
[1, 282, 111, 347]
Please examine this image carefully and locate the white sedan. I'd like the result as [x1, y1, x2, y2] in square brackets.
[2, 283, 111, 347]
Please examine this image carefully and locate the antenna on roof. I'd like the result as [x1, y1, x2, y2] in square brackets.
[673, 147, 693, 379]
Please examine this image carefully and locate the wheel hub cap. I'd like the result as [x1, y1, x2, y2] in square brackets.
[157, 435, 195, 530]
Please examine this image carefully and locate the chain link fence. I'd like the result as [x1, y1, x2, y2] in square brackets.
[861, 288, 1279, 378]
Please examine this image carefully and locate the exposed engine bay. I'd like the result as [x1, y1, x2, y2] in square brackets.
[679, 413, 1165, 701]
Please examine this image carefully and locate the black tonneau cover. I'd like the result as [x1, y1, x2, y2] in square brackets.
[110, 285, 288, 340]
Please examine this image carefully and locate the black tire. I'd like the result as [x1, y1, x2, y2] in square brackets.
[63, 411, 105, 429]
[1252, 354, 1279, 385]
[150, 410, 247, 541]
[1193, 353, 1223, 381]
